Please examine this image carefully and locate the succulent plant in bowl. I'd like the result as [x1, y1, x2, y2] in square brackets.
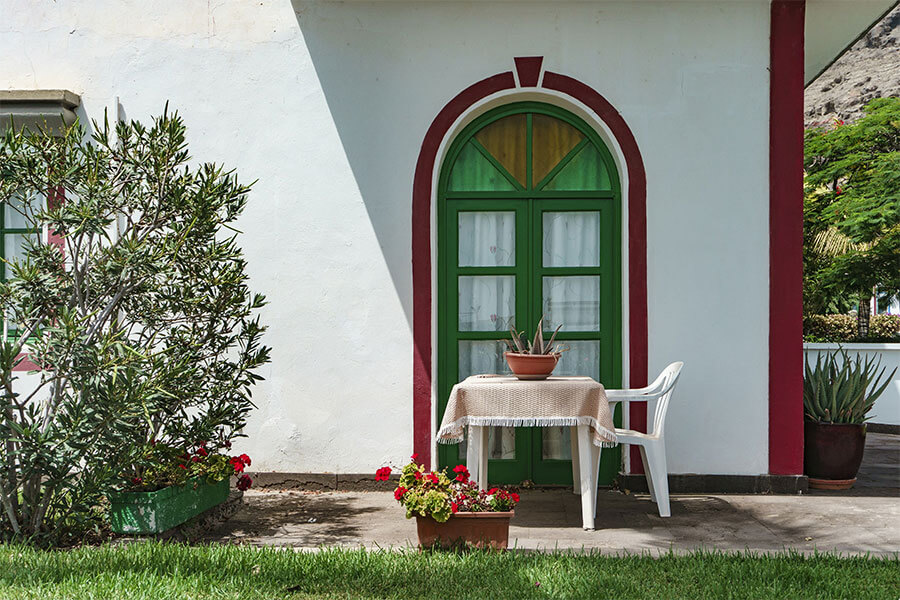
[504, 317, 567, 380]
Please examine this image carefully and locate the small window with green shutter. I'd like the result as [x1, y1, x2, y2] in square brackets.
[1, 191, 44, 335]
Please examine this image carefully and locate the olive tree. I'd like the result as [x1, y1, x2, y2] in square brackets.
[0, 110, 270, 542]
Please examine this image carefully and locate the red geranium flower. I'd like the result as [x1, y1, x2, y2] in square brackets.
[488, 487, 498, 495]
[178, 464, 187, 470]
[394, 486, 408, 500]
[425, 472, 440, 484]
[375, 466, 392, 481]
[236, 474, 253, 491]
[229, 456, 246, 473]
[410, 453, 419, 461]
[451, 502, 459, 514]
[452, 464, 470, 482]
[414, 471, 423, 481]
[191, 456, 202, 463]
[238, 454, 251, 467]
[511, 493, 520, 503]
[197, 447, 208, 457]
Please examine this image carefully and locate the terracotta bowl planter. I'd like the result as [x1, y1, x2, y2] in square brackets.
[804, 421, 867, 490]
[504, 352, 559, 380]
[415, 511, 514, 550]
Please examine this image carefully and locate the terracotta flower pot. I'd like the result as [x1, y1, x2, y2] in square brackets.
[504, 352, 559, 381]
[804, 421, 866, 490]
[415, 511, 514, 550]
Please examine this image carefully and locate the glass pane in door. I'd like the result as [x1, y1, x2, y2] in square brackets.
[542, 276, 601, 331]
[459, 276, 515, 331]
[458, 211, 516, 267]
[542, 211, 601, 267]
[555, 341, 601, 381]
[542, 427, 571, 460]
[458, 340, 510, 379]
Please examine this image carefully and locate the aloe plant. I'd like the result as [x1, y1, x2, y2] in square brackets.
[505, 318, 567, 356]
[803, 350, 897, 424]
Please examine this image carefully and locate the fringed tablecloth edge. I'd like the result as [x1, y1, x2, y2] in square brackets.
[436, 416, 617, 448]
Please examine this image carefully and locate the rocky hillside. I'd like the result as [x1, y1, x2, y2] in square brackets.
[805, 4, 900, 128]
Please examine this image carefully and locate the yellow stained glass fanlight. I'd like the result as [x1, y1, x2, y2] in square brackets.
[447, 111, 611, 192]
[531, 114, 583, 186]
[474, 114, 527, 188]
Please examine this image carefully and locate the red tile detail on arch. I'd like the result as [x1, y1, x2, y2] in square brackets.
[514, 56, 543, 87]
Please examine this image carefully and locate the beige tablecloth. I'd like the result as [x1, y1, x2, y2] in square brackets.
[437, 375, 617, 448]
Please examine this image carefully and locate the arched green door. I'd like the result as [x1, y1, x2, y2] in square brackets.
[437, 102, 623, 485]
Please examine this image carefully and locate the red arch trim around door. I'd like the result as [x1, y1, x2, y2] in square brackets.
[411, 62, 649, 472]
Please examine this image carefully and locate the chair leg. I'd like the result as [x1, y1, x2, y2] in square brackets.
[570, 426, 581, 495]
[637, 445, 656, 503]
[643, 443, 670, 517]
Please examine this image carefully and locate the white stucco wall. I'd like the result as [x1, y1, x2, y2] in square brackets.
[804, 344, 900, 426]
[1, 0, 772, 475]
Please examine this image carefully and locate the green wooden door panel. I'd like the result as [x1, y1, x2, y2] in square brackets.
[437, 102, 622, 486]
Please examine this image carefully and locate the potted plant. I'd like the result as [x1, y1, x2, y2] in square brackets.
[376, 458, 519, 549]
[504, 317, 566, 380]
[108, 441, 254, 534]
[803, 350, 896, 490]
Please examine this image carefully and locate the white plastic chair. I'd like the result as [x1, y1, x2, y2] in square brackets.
[605, 361, 683, 517]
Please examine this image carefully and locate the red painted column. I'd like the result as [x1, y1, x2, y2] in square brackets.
[768, 0, 805, 475]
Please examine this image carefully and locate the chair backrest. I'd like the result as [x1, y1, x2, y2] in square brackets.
[646, 362, 683, 437]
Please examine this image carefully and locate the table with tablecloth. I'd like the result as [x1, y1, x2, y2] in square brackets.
[437, 375, 617, 530]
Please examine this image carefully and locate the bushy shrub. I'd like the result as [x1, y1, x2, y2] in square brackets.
[0, 111, 270, 544]
[804, 314, 900, 342]
[870, 314, 900, 339]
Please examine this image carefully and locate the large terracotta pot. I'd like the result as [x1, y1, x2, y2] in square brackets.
[504, 352, 559, 381]
[804, 421, 866, 490]
[415, 511, 514, 550]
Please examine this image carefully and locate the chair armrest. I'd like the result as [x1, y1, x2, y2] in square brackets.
[605, 389, 664, 401]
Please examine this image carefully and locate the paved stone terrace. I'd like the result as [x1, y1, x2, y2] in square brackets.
[202, 434, 899, 556]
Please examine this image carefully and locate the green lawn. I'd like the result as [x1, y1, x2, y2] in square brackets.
[1, 543, 897, 599]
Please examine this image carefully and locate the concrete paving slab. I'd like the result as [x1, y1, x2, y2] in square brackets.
[202, 434, 899, 556]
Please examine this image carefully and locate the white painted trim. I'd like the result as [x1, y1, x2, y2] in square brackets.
[804, 343, 900, 351]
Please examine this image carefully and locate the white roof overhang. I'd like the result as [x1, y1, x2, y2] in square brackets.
[805, 0, 898, 85]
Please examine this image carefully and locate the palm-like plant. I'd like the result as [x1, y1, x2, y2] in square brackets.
[803, 350, 896, 424]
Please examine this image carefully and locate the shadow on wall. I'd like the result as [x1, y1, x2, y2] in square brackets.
[290, 0, 430, 331]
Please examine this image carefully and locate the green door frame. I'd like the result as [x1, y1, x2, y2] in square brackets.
[437, 102, 622, 485]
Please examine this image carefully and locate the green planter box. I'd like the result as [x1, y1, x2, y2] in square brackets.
[109, 477, 230, 534]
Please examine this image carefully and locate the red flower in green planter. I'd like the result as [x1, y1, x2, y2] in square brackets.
[236, 475, 253, 491]
[238, 454, 251, 467]
[452, 464, 470, 483]
[229, 457, 246, 473]
[425, 472, 440, 485]
[394, 486, 408, 500]
[375, 466, 392, 481]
